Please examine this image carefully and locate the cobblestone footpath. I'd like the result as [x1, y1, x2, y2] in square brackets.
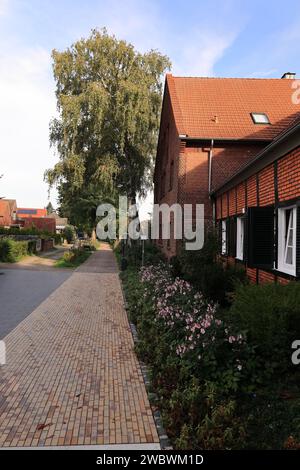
[0, 245, 159, 448]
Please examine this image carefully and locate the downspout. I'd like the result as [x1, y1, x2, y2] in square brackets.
[208, 139, 215, 225]
[208, 138, 214, 194]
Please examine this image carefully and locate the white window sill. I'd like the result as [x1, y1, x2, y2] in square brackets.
[275, 266, 296, 277]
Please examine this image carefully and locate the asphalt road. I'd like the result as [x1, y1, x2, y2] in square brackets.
[0, 269, 71, 339]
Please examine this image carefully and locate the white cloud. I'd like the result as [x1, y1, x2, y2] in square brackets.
[93, 0, 238, 77]
[248, 68, 278, 78]
[0, 0, 9, 16]
[0, 46, 58, 207]
[172, 29, 237, 76]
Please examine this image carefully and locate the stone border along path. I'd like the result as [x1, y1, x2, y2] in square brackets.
[0, 244, 160, 448]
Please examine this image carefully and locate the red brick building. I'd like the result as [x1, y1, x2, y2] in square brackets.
[154, 73, 300, 259]
[0, 199, 17, 227]
[0, 203, 56, 233]
[17, 208, 47, 218]
[212, 119, 300, 284]
[16, 207, 55, 233]
[22, 217, 56, 233]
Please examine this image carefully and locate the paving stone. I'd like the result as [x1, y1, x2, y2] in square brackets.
[0, 245, 159, 447]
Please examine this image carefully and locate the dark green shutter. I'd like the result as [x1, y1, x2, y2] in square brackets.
[296, 206, 300, 277]
[228, 217, 237, 257]
[247, 206, 275, 269]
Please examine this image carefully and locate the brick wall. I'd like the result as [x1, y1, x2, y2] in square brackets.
[278, 147, 300, 201]
[154, 82, 181, 258]
[216, 145, 300, 284]
[23, 217, 56, 233]
[211, 143, 264, 191]
[0, 201, 13, 226]
[41, 239, 54, 252]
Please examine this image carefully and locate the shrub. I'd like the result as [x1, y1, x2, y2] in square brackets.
[121, 260, 300, 449]
[53, 233, 62, 245]
[0, 239, 30, 262]
[119, 241, 165, 268]
[229, 282, 300, 379]
[27, 240, 37, 254]
[0, 226, 56, 240]
[174, 232, 247, 305]
[121, 263, 249, 449]
[55, 247, 91, 268]
[63, 225, 75, 243]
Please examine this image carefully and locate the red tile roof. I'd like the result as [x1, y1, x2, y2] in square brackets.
[167, 74, 300, 141]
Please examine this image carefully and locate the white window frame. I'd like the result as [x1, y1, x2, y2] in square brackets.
[277, 206, 297, 276]
[251, 112, 270, 124]
[236, 216, 245, 260]
[221, 220, 227, 255]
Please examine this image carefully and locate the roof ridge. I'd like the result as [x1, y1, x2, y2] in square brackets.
[170, 75, 296, 81]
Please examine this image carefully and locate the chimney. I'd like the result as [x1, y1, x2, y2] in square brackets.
[281, 72, 296, 79]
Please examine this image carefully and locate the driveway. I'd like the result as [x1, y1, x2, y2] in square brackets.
[0, 269, 71, 339]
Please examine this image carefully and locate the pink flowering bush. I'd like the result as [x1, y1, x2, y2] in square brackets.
[121, 258, 300, 450]
[140, 264, 247, 392]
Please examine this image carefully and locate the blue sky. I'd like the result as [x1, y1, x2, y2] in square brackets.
[0, 0, 300, 214]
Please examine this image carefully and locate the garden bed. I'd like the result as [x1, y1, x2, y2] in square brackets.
[120, 257, 300, 450]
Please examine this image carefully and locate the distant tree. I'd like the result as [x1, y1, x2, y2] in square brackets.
[46, 201, 54, 215]
[45, 28, 170, 229]
[63, 225, 75, 244]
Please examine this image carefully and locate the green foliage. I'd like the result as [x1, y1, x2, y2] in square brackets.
[55, 248, 91, 268]
[63, 225, 75, 243]
[45, 28, 171, 228]
[121, 264, 249, 449]
[0, 239, 35, 262]
[172, 231, 247, 305]
[0, 226, 57, 240]
[53, 233, 63, 245]
[121, 262, 300, 449]
[229, 282, 300, 378]
[119, 241, 165, 268]
[173, 383, 246, 450]
[46, 202, 54, 214]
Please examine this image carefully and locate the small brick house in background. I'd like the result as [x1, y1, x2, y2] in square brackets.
[154, 73, 300, 267]
[0, 199, 17, 226]
[16, 207, 56, 233]
[22, 216, 56, 233]
[0, 204, 56, 233]
[16, 208, 47, 218]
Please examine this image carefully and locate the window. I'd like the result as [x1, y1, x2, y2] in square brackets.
[278, 206, 297, 275]
[250, 113, 270, 124]
[236, 217, 245, 260]
[221, 220, 227, 255]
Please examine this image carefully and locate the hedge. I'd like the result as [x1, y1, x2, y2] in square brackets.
[0, 227, 61, 245]
[0, 238, 37, 262]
